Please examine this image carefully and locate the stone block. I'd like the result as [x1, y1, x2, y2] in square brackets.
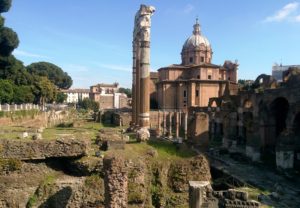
[188, 181, 211, 208]
[102, 140, 126, 151]
[20, 132, 28, 139]
[136, 127, 150, 142]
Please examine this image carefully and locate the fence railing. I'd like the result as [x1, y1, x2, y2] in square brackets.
[0, 104, 41, 112]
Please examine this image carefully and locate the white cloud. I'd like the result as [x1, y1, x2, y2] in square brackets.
[264, 2, 299, 22]
[295, 14, 300, 22]
[13, 49, 50, 59]
[93, 63, 131, 72]
[183, 4, 195, 14]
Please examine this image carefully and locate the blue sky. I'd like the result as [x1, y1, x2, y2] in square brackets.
[3, 0, 300, 88]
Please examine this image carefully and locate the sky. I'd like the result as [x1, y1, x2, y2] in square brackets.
[3, 0, 300, 88]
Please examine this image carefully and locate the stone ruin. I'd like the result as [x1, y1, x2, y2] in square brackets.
[131, 4, 155, 141]
[96, 128, 129, 151]
[189, 181, 260, 208]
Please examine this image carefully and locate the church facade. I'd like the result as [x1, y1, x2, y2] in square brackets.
[155, 19, 238, 110]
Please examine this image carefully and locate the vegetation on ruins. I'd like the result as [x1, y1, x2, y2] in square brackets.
[55, 91, 68, 103]
[118, 87, 132, 98]
[78, 98, 99, 112]
[0, 0, 72, 105]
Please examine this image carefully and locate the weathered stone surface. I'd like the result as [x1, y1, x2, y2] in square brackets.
[127, 159, 148, 205]
[102, 140, 126, 151]
[67, 156, 103, 176]
[168, 155, 211, 193]
[136, 127, 150, 142]
[0, 159, 105, 208]
[96, 128, 123, 143]
[104, 154, 128, 208]
[188, 112, 209, 150]
[0, 138, 89, 160]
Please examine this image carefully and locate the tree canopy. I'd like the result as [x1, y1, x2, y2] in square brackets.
[0, 79, 13, 103]
[56, 92, 67, 103]
[118, 87, 132, 98]
[32, 76, 57, 105]
[0, 0, 12, 13]
[0, 27, 19, 56]
[78, 98, 99, 112]
[26, 62, 72, 89]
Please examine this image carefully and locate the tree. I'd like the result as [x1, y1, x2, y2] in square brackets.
[0, 27, 19, 56]
[13, 85, 34, 104]
[118, 87, 132, 98]
[26, 62, 72, 89]
[56, 92, 67, 103]
[0, 0, 11, 13]
[32, 76, 57, 105]
[0, 79, 13, 103]
[78, 98, 99, 112]
[0, 55, 32, 85]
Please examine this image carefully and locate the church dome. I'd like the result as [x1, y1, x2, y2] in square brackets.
[181, 19, 212, 65]
[182, 19, 210, 49]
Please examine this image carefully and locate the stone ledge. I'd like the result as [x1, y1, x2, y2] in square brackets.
[0, 138, 89, 160]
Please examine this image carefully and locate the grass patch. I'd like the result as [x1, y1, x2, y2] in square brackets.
[0, 158, 22, 172]
[85, 174, 103, 189]
[42, 120, 103, 140]
[147, 140, 196, 159]
[121, 139, 196, 161]
[0, 110, 39, 120]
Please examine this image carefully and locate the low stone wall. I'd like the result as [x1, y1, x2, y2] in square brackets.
[0, 138, 89, 160]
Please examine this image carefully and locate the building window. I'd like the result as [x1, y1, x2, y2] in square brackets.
[201, 57, 204, 62]
[197, 75, 200, 79]
[183, 90, 187, 97]
[196, 90, 199, 97]
[189, 57, 193, 63]
[208, 75, 212, 80]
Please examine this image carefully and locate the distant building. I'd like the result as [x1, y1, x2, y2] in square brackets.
[155, 19, 238, 109]
[89, 83, 129, 110]
[272, 63, 300, 82]
[61, 89, 90, 103]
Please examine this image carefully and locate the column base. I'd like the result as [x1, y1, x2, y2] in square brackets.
[136, 127, 150, 142]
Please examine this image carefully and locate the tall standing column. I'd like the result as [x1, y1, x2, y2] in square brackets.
[135, 41, 141, 127]
[184, 112, 188, 139]
[139, 39, 150, 128]
[131, 42, 137, 127]
[168, 112, 173, 138]
[133, 5, 155, 142]
[157, 110, 161, 137]
[163, 110, 166, 137]
[175, 111, 179, 138]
